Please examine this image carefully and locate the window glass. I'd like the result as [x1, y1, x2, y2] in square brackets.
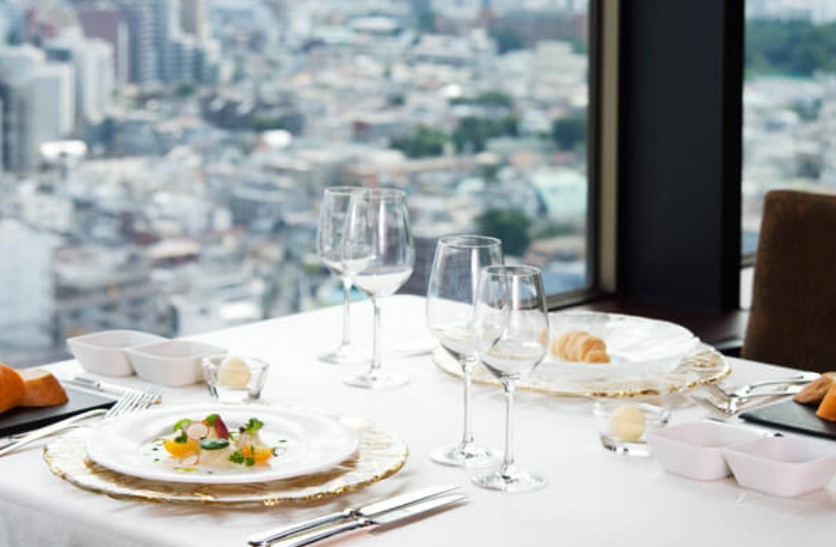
[0, 0, 590, 365]
[743, 0, 836, 261]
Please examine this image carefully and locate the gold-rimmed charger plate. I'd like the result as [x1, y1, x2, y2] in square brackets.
[43, 413, 408, 507]
[434, 344, 730, 398]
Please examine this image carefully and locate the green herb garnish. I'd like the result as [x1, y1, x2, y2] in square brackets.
[200, 438, 230, 451]
[205, 414, 219, 427]
[244, 418, 264, 434]
[172, 419, 191, 443]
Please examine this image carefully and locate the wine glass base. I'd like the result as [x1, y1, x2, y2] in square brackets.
[343, 371, 408, 389]
[317, 346, 368, 365]
[472, 468, 546, 493]
[431, 444, 499, 468]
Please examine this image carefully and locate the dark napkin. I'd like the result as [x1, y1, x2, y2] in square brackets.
[740, 398, 836, 441]
[0, 385, 115, 437]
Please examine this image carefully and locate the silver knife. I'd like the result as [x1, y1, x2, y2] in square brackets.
[279, 493, 468, 547]
[247, 484, 460, 546]
[61, 376, 131, 397]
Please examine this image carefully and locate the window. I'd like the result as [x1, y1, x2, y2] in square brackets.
[0, 0, 595, 366]
[743, 1, 836, 260]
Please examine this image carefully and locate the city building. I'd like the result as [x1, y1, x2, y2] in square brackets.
[78, 6, 129, 86]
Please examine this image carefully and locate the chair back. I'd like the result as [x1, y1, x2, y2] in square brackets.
[742, 189, 836, 372]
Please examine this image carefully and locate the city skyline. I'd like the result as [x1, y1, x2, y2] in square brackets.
[0, 0, 592, 366]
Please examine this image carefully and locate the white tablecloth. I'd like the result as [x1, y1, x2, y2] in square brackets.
[0, 295, 833, 547]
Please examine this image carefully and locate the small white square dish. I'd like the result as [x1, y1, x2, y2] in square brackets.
[722, 435, 836, 497]
[647, 421, 766, 481]
[125, 340, 227, 387]
[68, 330, 168, 377]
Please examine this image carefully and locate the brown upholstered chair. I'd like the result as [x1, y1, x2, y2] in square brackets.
[742, 189, 836, 372]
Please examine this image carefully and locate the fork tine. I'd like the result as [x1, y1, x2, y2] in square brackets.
[691, 394, 732, 415]
[113, 387, 162, 417]
[107, 389, 142, 418]
[705, 383, 731, 400]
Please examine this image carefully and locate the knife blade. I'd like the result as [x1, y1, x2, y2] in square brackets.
[247, 484, 460, 546]
[61, 376, 132, 398]
[279, 493, 468, 547]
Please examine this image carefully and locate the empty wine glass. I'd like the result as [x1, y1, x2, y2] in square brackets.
[426, 235, 503, 467]
[316, 187, 367, 365]
[341, 188, 415, 389]
[472, 264, 549, 492]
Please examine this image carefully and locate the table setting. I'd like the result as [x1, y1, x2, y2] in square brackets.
[0, 188, 834, 547]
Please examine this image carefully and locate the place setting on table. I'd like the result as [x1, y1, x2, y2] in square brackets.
[2, 186, 836, 546]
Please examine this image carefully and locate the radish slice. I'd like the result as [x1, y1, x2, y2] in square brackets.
[181, 453, 200, 466]
[185, 421, 210, 440]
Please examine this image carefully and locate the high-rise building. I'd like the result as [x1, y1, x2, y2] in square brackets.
[28, 63, 75, 145]
[150, 0, 181, 83]
[118, 2, 156, 84]
[0, 46, 44, 172]
[0, 80, 33, 172]
[78, 8, 129, 86]
[0, 44, 44, 80]
[180, 0, 207, 41]
[0, 219, 58, 352]
[47, 32, 115, 125]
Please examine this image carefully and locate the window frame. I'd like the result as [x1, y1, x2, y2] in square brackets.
[557, 0, 744, 315]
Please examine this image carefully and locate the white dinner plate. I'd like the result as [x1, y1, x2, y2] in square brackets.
[85, 404, 359, 484]
[542, 311, 699, 382]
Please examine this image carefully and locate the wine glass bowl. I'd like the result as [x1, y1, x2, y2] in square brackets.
[426, 235, 503, 467]
[316, 187, 367, 365]
[342, 188, 415, 389]
[472, 264, 549, 492]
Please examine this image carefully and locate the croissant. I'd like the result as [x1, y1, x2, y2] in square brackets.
[551, 330, 610, 364]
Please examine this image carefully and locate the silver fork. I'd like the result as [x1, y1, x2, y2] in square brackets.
[0, 386, 163, 457]
[706, 373, 819, 399]
[704, 382, 802, 405]
[691, 387, 799, 416]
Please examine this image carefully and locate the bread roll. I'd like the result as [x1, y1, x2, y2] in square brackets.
[793, 373, 834, 406]
[18, 368, 68, 407]
[815, 381, 836, 422]
[551, 330, 610, 364]
[0, 363, 25, 413]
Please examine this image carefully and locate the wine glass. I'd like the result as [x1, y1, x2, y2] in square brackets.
[472, 264, 549, 492]
[426, 235, 503, 467]
[341, 188, 415, 389]
[316, 187, 367, 365]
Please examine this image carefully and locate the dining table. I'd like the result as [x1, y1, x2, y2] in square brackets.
[0, 295, 833, 547]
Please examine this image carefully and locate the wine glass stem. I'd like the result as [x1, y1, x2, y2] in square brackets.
[369, 296, 382, 376]
[340, 276, 352, 347]
[459, 357, 477, 448]
[500, 378, 517, 475]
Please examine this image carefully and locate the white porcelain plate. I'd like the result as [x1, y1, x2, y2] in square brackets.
[85, 404, 359, 484]
[542, 312, 700, 382]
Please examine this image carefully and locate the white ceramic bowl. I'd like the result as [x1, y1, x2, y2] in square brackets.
[722, 435, 836, 497]
[67, 330, 168, 377]
[647, 421, 766, 481]
[125, 340, 227, 387]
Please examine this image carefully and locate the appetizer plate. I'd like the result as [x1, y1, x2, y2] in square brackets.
[85, 404, 359, 484]
[543, 312, 699, 382]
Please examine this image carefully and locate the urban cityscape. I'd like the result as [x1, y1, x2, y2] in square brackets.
[0, 0, 591, 365]
[0, 0, 834, 367]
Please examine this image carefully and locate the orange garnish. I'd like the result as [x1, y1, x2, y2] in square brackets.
[163, 439, 199, 458]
